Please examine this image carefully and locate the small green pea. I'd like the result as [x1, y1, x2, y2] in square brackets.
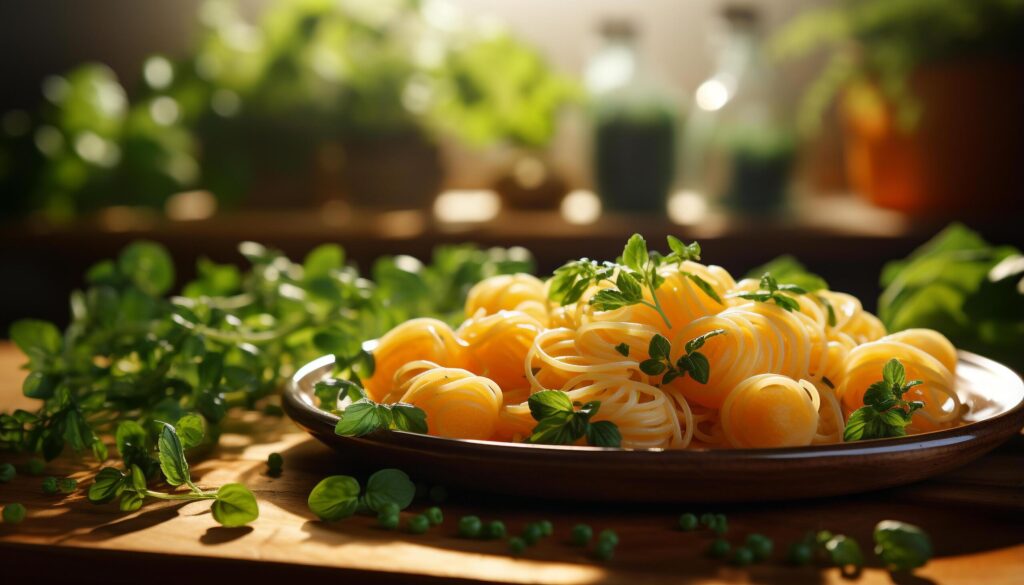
[378, 501, 400, 517]
[424, 506, 443, 525]
[709, 538, 731, 558]
[267, 452, 283, 476]
[429, 485, 447, 503]
[873, 520, 932, 572]
[2, 503, 26, 524]
[788, 542, 813, 566]
[570, 524, 593, 546]
[458, 515, 482, 538]
[594, 540, 616, 561]
[0, 463, 15, 483]
[712, 514, 728, 535]
[522, 523, 543, 545]
[598, 529, 619, 547]
[377, 513, 400, 530]
[731, 546, 754, 567]
[678, 513, 698, 531]
[746, 533, 773, 561]
[408, 514, 430, 534]
[484, 520, 507, 540]
[42, 476, 59, 495]
[58, 478, 78, 494]
[508, 536, 526, 555]
[699, 513, 715, 527]
[26, 458, 46, 476]
[537, 520, 553, 537]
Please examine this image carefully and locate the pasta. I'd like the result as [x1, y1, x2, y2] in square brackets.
[362, 238, 970, 450]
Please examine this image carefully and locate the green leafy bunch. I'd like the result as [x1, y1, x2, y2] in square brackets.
[879, 223, 1023, 370]
[730, 273, 805, 313]
[88, 419, 258, 527]
[548, 234, 721, 330]
[525, 391, 621, 448]
[315, 378, 427, 437]
[843, 359, 925, 441]
[639, 330, 726, 386]
[2, 240, 529, 463]
[307, 468, 415, 522]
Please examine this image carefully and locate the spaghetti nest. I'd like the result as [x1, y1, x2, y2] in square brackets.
[363, 239, 966, 449]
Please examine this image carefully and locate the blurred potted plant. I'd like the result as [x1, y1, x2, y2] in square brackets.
[428, 33, 578, 209]
[775, 0, 1024, 216]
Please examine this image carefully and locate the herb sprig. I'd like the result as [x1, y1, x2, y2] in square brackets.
[843, 359, 924, 442]
[307, 468, 415, 521]
[525, 391, 622, 447]
[730, 273, 805, 312]
[640, 330, 726, 385]
[315, 378, 429, 437]
[548, 235, 721, 330]
[87, 420, 258, 527]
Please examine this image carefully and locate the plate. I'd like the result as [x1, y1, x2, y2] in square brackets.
[283, 350, 1024, 502]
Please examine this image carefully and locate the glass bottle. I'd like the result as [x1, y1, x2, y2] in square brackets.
[679, 5, 796, 215]
[586, 18, 677, 213]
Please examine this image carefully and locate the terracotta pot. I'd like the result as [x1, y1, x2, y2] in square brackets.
[841, 58, 1024, 216]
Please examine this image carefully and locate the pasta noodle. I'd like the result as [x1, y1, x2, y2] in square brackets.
[359, 245, 970, 449]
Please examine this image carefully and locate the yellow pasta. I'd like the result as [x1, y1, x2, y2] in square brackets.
[397, 366, 503, 440]
[356, 238, 970, 449]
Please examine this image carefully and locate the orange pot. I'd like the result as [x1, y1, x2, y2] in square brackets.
[841, 58, 1024, 216]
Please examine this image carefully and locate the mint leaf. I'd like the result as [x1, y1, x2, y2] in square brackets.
[364, 469, 415, 512]
[334, 401, 386, 436]
[615, 271, 643, 301]
[175, 414, 206, 450]
[527, 412, 580, 445]
[622, 234, 649, 272]
[307, 475, 361, 521]
[686, 273, 723, 304]
[843, 407, 873, 442]
[156, 422, 190, 487]
[88, 467, 127, 504]
[882, 359, 905, 388]
[863, 382, 896, 409]
[586, 420, 622, 448]
[591, 289, 632, 311]
[389, 404, 428, 434]
[528, 390, 574, 420]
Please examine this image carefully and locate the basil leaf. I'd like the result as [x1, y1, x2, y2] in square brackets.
[364, 469, 415, 512]
[88, 467, 127, 504]
[622, 234, 649, 273]
[527, 390, 574, 420]
[212, 483, 260, 527]
[156, 422, 190, 487]
[307, 475, 361, 521]
[334, 401, 385, 437]
[175, 414, 206, 450]
[389, 404, 428, 434]
[586, 420, 622, 448]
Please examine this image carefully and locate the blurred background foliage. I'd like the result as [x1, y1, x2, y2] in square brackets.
[0, 0, 577, 219]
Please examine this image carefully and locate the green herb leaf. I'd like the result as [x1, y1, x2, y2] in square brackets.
[882, 359, 906, 388]
[9, 319, 62, 366]
[622, 234, 649, 272]
[156, 422, 191, 487]
[88, 467, 127, 504]
[685, 352, 712, 384]
[614, 343, 630, 357]
[334, 401, 386, 437]
[685, 273, 723, 304]
[307, 475, 361, 521]
[591, 289, 632, 311]
[639, 359, 667, 376]
[527, 390, 575, 420]
[648, 334, 671, 360]
[586, 420, 622, 448]
[527, 412, 581, 445]
[118, 241, 175, 296]
[873, 520, 932, 571]
[364, 469, 415, 513]
[212, 483, 259, 527]
[389, 404, 428, 434]
[175, 414, 206, 450]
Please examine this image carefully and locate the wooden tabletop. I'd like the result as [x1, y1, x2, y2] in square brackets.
[0, 341, 1021, 584]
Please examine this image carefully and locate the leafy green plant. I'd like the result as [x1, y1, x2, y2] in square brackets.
[1, 240, 529, 463]
[773, 0, 1024, 134]
[88, 421, 258, 527]
[843, 359, 924, 442]
[525, 391, 621, 447]
[307, 468, 415, 521]
[317, 378, 428, 437]
[879, 223, 1023, 370]
[639, 330, 726, 385]
[729, 273, 805, 312]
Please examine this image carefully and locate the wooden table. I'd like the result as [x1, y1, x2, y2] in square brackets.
[0, 342, 1021, 584]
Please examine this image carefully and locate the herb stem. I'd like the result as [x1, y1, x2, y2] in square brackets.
[143, 489, 216, 501]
